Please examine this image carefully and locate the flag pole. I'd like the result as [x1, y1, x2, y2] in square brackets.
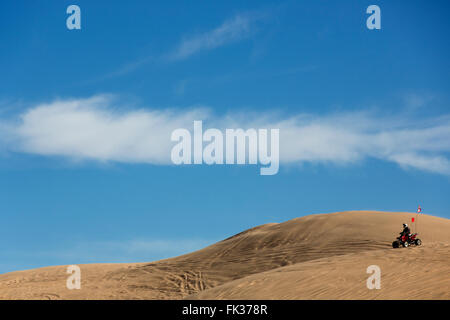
[417, 205, 421, 236]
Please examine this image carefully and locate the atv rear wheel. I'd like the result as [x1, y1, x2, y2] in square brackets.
[415, 239, 422, 246]
[392, 241, 400, 248]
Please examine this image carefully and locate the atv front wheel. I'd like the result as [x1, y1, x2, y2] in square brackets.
[415, 239, 422, 246]
[402, 241, 409, 248]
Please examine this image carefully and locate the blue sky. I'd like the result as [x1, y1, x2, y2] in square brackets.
[0, 0, 449, 273]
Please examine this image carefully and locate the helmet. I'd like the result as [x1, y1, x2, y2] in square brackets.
[403, 223, 408, 228]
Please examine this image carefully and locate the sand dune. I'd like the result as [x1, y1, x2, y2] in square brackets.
[189, 242, 450, 299]
[0, 211, 449, 299]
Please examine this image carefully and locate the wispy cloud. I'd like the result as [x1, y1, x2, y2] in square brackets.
[85, 12, 265, 82]
[50, 238, 215, 263]
[100, 56, 155, 80]
[403, 92, 436, 110]
[169, 13, 259, 60]
[1, 95, 450, 175]
[0, 238, 215, 272]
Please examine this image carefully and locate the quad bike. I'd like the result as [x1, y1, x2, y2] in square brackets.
[392, 233, 422, 248]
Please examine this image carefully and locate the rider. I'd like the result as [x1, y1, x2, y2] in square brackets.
[401, 223, 411, 241]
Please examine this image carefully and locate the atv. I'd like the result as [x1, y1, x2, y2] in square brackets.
[392, 233, 422, 248]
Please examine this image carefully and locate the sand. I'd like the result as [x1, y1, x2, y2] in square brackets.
[0, 211, 449, 299]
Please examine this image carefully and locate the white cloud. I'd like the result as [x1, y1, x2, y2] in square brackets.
[1, 95, 450, 175]
[273, 113, 450, 172]
[388, 153, 450, 175]
[169, 14, 256, 60]
[2, 95, 208, 164]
